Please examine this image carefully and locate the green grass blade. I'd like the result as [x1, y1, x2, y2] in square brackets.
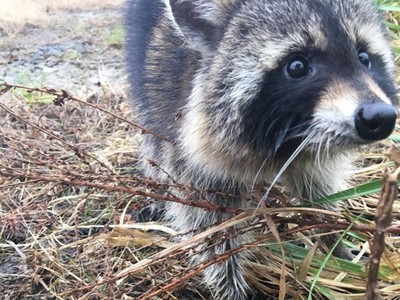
[314, 180, 386, 205]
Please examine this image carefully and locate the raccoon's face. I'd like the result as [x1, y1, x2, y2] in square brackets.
[231, 0, 398, 158]
[170, 0, 398, 163]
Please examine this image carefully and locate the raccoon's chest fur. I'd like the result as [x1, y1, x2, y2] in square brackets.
[126, 0, 397, 299]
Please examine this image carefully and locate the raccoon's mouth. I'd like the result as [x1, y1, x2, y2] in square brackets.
[273, 122, 389, 159]
[251, 103, 397, 160]
[274, 137, 305, 158]
[269, 121, 311, 158]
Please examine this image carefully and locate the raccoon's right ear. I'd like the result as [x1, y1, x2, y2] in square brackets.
[166, 0, 234, 52]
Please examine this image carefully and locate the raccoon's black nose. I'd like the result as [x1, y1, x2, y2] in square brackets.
[355, 103, 397, 141]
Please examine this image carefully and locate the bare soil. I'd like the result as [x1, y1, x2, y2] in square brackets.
[0, 0, 125, 95]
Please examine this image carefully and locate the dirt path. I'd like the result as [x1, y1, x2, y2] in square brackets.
[0, 0, 125, 95]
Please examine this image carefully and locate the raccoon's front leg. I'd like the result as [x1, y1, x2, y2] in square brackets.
[165, 201, 255, 300]
[202, 239, 251, 300]
[203, 252, 268, 300]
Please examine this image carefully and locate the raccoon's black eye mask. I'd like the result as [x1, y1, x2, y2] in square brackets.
[284, 49, 372, 81]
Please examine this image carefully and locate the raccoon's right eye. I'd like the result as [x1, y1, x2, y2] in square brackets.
[286, 55, 310, 79]
[358, 51, 371, 70]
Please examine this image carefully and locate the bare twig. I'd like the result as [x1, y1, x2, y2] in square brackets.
[0, 81, 170, 142]
[364, 146, 400, 300]
[1, 80, 399, 299]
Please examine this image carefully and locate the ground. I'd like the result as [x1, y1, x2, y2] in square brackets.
[0, 1, 141, 299]
[0, 0, 125, 95]
[1, 1, 400, 300]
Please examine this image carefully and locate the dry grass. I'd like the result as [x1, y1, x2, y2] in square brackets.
[0, 81, 400, 300]
[0, 82, 219, 299]
[1, 3, 400, 299]
[0, 83, 144, 299]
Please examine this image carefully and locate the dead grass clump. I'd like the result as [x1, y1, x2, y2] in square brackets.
[0, 82, 400, 299]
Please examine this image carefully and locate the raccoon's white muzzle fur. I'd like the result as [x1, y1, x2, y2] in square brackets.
[125, 0, 398, 299]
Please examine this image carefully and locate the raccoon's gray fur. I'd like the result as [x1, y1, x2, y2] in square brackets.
[125, 0, 398, 299]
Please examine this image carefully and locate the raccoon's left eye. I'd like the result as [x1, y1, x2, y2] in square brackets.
[358, 51, 371, 69]
[286, 55, 311, 79]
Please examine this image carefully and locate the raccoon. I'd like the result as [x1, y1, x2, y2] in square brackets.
[125, 0, 398, 299]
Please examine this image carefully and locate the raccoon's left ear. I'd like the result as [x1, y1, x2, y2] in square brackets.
[166, 0, 234, 53]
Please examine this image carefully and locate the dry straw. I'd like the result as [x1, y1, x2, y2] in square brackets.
[1, 82, 400, 299]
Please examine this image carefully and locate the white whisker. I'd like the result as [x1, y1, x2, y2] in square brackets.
[251, 157, 268, 192]
[316, 138, 323, 172]
[260, 132, 315, 204]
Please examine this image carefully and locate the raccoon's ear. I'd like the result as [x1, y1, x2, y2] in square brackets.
[167, 0, 233, 52]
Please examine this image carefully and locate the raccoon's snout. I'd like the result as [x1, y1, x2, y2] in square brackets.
[354, 102, 397, 141]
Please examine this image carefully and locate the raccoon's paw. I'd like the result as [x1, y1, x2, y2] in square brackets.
[134, 200, 165, 222]
[322, 234, 369, 261]
[344, 247, 370, 261]
[332, 245, 368, 261]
